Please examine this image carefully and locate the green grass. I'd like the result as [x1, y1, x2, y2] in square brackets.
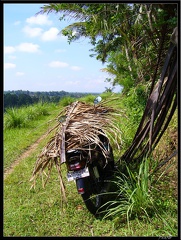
[4, 102, 62, 170]
[99, 157, 177, 236]
[3, 95, 178, 237]
[4, 152, 177, 236]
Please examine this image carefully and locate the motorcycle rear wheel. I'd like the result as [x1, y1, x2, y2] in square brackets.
[81, 164, 114, 216]
[81, 191, 102, 215]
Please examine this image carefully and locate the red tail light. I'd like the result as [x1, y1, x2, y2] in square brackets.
[77, 187, 85, 194]
[68, 161, 86, 171]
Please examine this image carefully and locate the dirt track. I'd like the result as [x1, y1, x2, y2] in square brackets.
[4, 132, 48, 180]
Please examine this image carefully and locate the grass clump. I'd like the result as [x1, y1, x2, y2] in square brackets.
[60, 96, 75, 106]
[101, 158, 154, 223]
[4, 102, 50, 130]
[4, 108, 27, 129]
[100, 157, 177, 236]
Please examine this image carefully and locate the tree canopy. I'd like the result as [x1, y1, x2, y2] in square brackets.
[38, 3, 177, 93]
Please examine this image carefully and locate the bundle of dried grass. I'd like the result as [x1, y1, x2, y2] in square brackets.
[30, 100, 123, 201]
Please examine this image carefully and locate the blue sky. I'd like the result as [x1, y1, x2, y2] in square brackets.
[4, 3, 122, 93]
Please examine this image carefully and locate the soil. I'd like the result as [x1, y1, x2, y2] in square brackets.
[4, 131, 48, 180]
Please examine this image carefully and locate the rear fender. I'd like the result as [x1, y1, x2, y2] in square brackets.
[76, 177, 90, 194]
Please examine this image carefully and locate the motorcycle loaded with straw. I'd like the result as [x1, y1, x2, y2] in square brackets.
[31, 96, 121, 215]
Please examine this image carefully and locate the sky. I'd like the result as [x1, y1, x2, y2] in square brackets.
[4, 3, 122, 93]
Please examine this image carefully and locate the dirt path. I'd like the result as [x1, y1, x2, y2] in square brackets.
[4, 131, 48, 180]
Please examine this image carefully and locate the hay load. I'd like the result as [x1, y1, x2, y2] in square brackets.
[30, 99, 123, 199]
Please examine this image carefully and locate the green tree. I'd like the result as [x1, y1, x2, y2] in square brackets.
[17, 94, 32, 107]
[4, 93, 18, 109]
[38, 3, 177, 92]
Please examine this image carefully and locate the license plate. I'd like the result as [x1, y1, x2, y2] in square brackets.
[67, 167, 90, 181]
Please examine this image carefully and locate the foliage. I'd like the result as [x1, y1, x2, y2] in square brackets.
[38, 3, 177, 92]
[4, 108, 27, 129]
[121, 85, 147, 123]
[59, 96, 75, 106]
[99, 157, 177, 235]
[4, 90, 96, 110]
[101, 158, 154, 222]
[4, 103, 50, 129]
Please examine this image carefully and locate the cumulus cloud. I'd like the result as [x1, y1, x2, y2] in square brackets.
[5, 63, 16, 69]
[16, 42, 40, 53]
[26, 15, 52, 25]
[22, 26, 43, 37]
[49, 61, 69, 68]
[16, 72, 25, 76]
[41, 27, 59, 41]
[70, 66, 82, 71]
[4, 46, 16, 54]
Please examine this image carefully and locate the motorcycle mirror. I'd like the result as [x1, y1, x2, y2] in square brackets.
[59, 115, 66, 123]
[94, 96, 102, 105]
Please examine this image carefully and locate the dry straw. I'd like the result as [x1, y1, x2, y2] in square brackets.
[30, 99, 123, 201]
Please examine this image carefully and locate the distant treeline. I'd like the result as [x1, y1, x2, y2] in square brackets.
[4, 90, 98, 109]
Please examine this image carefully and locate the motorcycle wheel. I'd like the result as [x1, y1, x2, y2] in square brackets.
[81, 161, 114, 216]
[81, 191, 102, 216]
[81, 179, 105, 216]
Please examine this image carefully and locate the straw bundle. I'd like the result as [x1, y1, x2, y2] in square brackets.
[30, 100, 123, 201]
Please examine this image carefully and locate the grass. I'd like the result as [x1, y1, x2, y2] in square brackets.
[3, 94, 178, 237]
[99, 157, 177, 236]
[4, 152, 177, 236]
[4, 102, 62, 170]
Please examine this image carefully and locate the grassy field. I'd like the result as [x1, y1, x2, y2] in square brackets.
[3, 94, 178, 237]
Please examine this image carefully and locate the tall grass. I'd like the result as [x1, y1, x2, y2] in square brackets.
[100, 158, 155, 223]
[60, 96, 75, 106]
[4, 102, 50, 130]
[99, 156, 177, 235]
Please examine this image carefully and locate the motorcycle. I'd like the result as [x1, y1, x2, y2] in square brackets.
[31, 96, 116, 216]
[66, 133, 114, 215]
[65, 97, 115, 215]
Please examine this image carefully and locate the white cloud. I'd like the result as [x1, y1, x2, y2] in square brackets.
[22, 26, 43, 37]
[55, 49, 66, 53]
[16, 42, 40, 53]
[13, 21, 21, 26]
[49, 61, 69, 68]
[26, 15, 52, 25]
[16, 72, 24, 76]
[41, 27, 59, 41]
[65, 80, 80, 86]
[72, 30, 78, 37]
[70, 66, 82, 71]
[5, 63, 16, 69]
[4, 46, 16, 54]
[8, 55, 17, 59]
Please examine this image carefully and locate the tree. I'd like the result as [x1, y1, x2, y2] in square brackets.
[38, 3, 177, 93]
[17, 94, 32, 107]
[4, 93, 18, 109]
